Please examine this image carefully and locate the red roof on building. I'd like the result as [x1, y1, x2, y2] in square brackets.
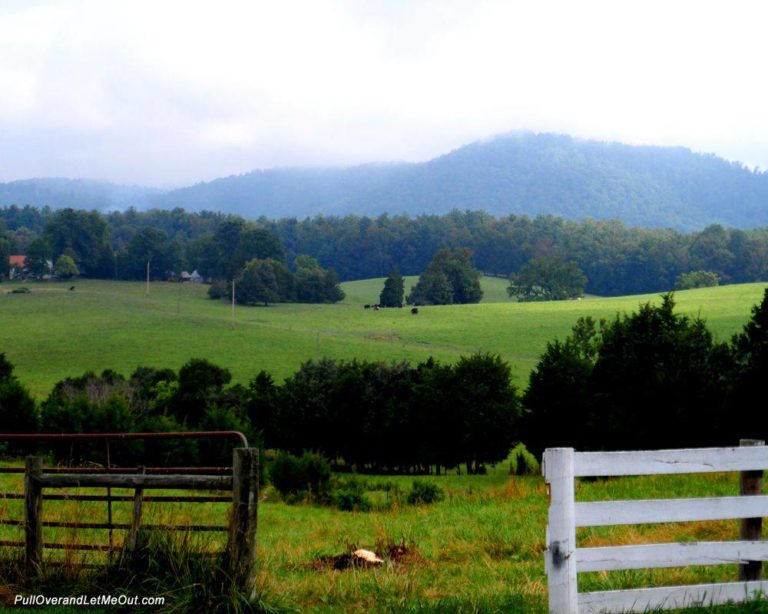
[9, 255, 26, 267]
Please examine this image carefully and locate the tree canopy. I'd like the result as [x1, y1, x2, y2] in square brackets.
[407, 248, 483, 305]
[523, 295, 730, 455]
[54, 254, 79, 279]
[508, 257, 587, 301]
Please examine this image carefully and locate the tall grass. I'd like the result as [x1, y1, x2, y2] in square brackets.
[5, 460, 768, 611]
[0, 531, 288, 613]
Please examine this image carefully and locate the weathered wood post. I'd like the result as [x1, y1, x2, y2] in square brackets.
[24, 455, 43, 576]
[739, 438, 764, 581]
[544, 448, 578, 614]
[227, 448, 259, 596]
[127, 466, 146, 552]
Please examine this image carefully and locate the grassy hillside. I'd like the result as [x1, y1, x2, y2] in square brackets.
[341, 275, 511, 305]
[1, 279, 765, 397]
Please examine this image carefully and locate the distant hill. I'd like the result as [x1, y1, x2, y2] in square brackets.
[0, 178, 158, 212]
[3, 133, 768, 230]
[154, 133, 768, 230]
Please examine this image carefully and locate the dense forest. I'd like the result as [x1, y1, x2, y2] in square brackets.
[2, 133, 768, 230]
[3, 205, 768, 297]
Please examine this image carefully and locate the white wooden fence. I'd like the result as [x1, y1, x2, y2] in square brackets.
[543, 441, 768, 613]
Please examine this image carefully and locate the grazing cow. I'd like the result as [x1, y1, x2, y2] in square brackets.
[364, 304, 371, 309]
[69, 286, 75, 291]
[373, 305, 380, 311]
[411, 307, 419, 314]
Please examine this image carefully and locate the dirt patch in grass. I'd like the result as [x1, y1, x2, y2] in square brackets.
[310, 540, 423, 571]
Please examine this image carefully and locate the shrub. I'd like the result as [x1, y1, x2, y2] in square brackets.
[269, 451, 331, 500]
[10, 286, 30, 294]
[507, 442, 540, 475]
[332, 476, 372, 511]
[207, 279, 230, 300]
[407, 481, 445, 505]
[300, 451, 331, 498]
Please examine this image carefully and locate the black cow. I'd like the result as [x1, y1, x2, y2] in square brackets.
[411, 307, 419, 314]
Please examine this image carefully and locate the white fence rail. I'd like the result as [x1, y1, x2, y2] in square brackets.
[543, 441, 768, 613]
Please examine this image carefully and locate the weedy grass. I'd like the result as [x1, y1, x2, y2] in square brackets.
[0, 278, 764, 397]
[2, 462, 768, 612]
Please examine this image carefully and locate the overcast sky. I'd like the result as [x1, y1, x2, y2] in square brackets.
[1, 0, 766, 187]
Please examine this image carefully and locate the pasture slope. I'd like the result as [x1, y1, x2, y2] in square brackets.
[0, 277, 765, 397]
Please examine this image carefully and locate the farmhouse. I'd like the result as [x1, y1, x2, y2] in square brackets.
[8, 255, 26, 279]
[179, 270, 204, 283]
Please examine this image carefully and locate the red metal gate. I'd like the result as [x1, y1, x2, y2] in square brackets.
[0, 431, 248, 562]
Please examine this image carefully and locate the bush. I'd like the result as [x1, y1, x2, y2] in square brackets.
[407, 481, 444, 505]
[507, 442, 540, 475]
[332, 476, 372, 511]
[207, 280, 230, 300]
[10, 286, 30, 294]
[300, 451, 331, 498]
[269, 451, 331, 500]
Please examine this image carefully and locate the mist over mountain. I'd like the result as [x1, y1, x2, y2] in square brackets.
[0, 178, 158, 213]
[2, 133, 767, 230]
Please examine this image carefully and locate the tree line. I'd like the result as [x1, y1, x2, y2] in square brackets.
[523, 289, 768, 455]
[0, 352, 518, 474]
[4, 205, 768, 297]
[4, 289, 768, 466]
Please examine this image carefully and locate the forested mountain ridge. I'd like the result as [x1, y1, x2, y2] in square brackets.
[2, 133, 767, 230]
[151, 133, 768, 229]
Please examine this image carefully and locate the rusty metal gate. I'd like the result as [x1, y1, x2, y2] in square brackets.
[0, 431, 249, 563]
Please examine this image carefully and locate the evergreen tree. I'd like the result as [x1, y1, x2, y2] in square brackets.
[379, 266, 404, 307]
[0, 354, 39, 444]
[729, 289, 768, 439]
[523, 296, 728, 454]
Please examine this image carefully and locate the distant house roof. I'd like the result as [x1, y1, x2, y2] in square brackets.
[180, 271, 191, 279]
[189, 270, 203, 279]
[9, 255, 26, 268]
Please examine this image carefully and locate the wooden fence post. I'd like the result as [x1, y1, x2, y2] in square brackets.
[544, 448, 578, 614]
[24, 456, 43, 576]
[739, 438, 764, 582]
[227, 448, 259, 596]
[127, 466, 146, 552]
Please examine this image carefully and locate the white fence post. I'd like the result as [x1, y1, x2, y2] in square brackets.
[739, 438, 764, 582]
[544, 447, 578, 614]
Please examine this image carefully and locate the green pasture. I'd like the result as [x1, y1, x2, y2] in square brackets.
[1, 278, 765, 397]
[2, 463, 768, 612]
[340, 275, 512, 305]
